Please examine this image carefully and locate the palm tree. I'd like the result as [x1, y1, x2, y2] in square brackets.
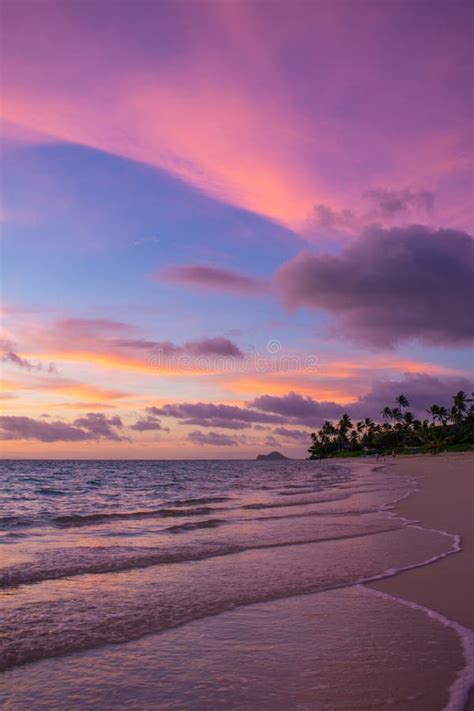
[308, 388, 473, 459]
[416, 420, 448, 454]
[453, 391, 468, 422]
[340, 413, 352, 429]
[391, 407, 403, 424]
[437, 406, 449, 425]
[321, 420, 337, 441]
[349, 430, 359, 449]
[337, 413, 352, 450]
[396, 394, 409, 411]
[427, 405, 441, 423]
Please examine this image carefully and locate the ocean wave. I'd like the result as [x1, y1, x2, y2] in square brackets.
[0, 524, 402, 589]
[165, 518, 225, 534]
[169, 496, 233, 506]
[242, 493, 350, 510]
[0, 515, 36, 530]
[0, 524, 452, 672]
[35, 488, 67, 496]
[53, 506, 220, 527]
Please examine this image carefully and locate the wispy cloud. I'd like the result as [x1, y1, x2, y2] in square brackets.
[155, 264, 268, 296]
[187, 430, 241, 447]
[2, 1, 470, 232]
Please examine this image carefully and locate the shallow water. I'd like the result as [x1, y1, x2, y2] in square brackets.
[1, 587, 465, 711]
[0, 459, 470, 709]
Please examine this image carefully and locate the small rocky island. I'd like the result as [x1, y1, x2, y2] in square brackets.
[256, 451, 290, 461]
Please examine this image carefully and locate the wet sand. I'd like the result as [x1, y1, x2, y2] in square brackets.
[367, 452, 474, 631]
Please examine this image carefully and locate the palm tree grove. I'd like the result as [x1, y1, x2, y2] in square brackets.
[308, 391, 474, 459]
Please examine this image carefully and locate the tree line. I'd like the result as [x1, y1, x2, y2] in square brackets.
[308, 390, 474, 459]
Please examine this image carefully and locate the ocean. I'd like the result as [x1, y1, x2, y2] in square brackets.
[0, 459, 471, 710]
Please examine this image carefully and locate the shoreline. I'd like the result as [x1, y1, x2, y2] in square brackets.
[363, 452, 474, 710]
[1, 456, 473, 710]
[366, 452, 473, 630]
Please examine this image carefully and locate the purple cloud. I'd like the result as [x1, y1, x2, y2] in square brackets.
[0, 416, 93, 442]
[2, 350, 36, 370]
[72, 413, 125, 441]
[272, 427, 312, 442]
[307, 189, 434, 238]
[187, 430, 240, 447]
[156, 264, 267, 295]
[275, 225, 474, 347]
[52, 319, 244, 361]
[365, 189, 434, 216]
[353, 373, 474, 419]
[147, 402, 289, 428]
[184, 337, 243, 358]
[178, 417, 248, 430]
[116, 337, 243, 359]
[249, 392, 344, 426]
[130, 416, 169, 432]
[250, 375, 473, 426]
[57, 318, 133, 336]
[309, 204, 359, 234]
[0, 412, 129, 442]
[1, 339, 57, 373]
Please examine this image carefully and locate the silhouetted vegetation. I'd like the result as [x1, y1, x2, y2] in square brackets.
[308, 391, 474, 459]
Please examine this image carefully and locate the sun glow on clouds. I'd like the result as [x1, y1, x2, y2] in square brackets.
[1, 1, 473, 457]
[1, 1, 472, 233]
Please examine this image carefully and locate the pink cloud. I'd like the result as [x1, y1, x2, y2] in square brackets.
[21, 317, 245, 373]
[156, 265, 267, 295]
[1, 1, 471, 233]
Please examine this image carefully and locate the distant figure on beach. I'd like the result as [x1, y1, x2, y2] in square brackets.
[392, 450, 395, 458]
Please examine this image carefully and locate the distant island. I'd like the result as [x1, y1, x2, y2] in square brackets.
[256, 451, 289, 461]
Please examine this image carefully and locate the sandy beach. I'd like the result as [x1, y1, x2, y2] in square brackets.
[368, 453, 474, 630]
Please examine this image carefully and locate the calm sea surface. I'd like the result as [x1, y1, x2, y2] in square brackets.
[0, 459, 469, 710]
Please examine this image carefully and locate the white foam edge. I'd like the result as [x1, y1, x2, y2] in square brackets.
[358, 584, 474, 711]
[355, 462, 474, 711]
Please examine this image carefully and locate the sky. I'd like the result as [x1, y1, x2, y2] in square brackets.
[0, 0, 472, 458]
